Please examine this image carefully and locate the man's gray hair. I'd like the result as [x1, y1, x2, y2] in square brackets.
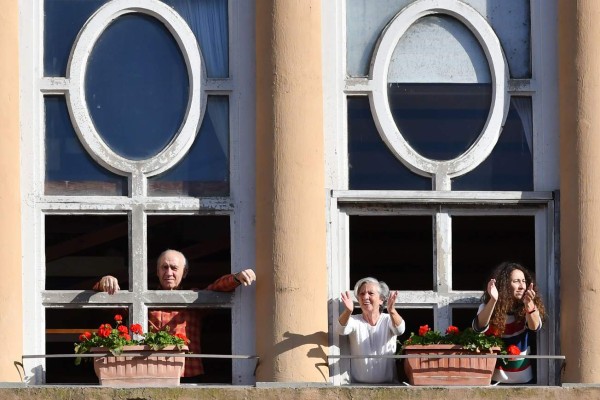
[353, 277, 390, 309]
[157, 249, 188, 270]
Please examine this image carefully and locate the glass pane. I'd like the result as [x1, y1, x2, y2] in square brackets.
[44, 0, 229, 79]
[388, 83, 492, 161]
[346, 0, 530, 79]
[395, 308, 433, 383]
[148, 96, 229, 196]
[348, 97, 431, 190]
[45, 307, 128, 384]
[389, 15, 491, 84]
[45, 96, 127, 196]
[481, 0, 531, 79]
[146, 215, 230, 289]
[86, 13, 188, 160]
[452, 215, 535, 291]
[346, 0, 413, 77]
[399, 308, 434, 340]
[147, 307, 231, 383]
[44, 0, 109, 77]
[45, 214, 129, 290]
[165, 0, 229, 78]
[452, 306, 479, 331]
[349, 215, 433, 290]
[452, 97, 533, 190]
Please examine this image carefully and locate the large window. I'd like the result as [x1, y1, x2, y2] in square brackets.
[22, 0, 255, 384]
[324, 0, 559, 385]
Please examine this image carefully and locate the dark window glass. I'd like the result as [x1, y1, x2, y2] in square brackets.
[45, 307, 128, 384]
[146, 307, 232, 384]
[45, 215, 129, 290]
[349, 215, 433, 290]
[451, 306, 478, 331]
[85, 14, 188, 160]
[44, 0, 109, 77]
[452, 97, 533, 190]
[147, 215, 230, 289]
[148, 96, 230, 197]
[348, 97, 431, 190]
[395, 308, 434, 383]
[388, 83, 492, 161]
[45, 96, 127, 195]
[44, 0, 228, 79]
[452, 215, 536, 290]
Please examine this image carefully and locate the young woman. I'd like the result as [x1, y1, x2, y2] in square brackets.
[473, 262, 546, 384]
[335, 277, 405, 383]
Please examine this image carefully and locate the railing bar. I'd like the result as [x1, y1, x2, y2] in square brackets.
[23, 354, 258, 359]
[328, 355, 565, 359]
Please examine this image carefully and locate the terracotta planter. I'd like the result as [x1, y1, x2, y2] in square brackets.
[91, 345, 188, 387]
[403, 344, 500, 386]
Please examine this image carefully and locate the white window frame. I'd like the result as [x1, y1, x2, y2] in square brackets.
[20, 0, 256, 385]
[323, 0, 559, 386]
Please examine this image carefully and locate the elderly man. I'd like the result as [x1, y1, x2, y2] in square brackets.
[93, 249, 256, 380]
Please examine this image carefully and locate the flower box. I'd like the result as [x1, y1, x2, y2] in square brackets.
[92, 345, 188, 387]
[403, 344, 500, 386]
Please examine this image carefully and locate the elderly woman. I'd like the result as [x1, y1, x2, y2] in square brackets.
[473, 262, 546, 384]
[335, 277, 405, 383]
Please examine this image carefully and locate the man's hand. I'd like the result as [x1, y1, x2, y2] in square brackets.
[99, 275, 120, 295]
[235, 269, 256, 286]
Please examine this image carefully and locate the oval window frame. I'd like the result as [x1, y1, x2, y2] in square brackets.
[66, 0, 206, 177]
[369, 0, 509, 189]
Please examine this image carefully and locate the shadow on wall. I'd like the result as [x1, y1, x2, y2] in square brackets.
[259, 331, 328, 381]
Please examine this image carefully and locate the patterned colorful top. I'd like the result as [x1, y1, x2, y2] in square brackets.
[472, 303, 542, 384]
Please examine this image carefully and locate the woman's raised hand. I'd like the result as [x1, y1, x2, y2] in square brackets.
[387, 290, 398, 313]
[340, 291, 354, 313]
[523, 283, 536, 309]
[487, 278, 498, 301]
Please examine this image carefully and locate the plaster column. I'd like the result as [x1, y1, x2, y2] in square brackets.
[255, 0, 328, 382]
[0, 0, 23, 382]
[559, 0, 600, 383]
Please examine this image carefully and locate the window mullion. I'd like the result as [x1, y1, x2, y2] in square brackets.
[434, 209, 452, 330]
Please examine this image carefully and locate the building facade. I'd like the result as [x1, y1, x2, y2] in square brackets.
[0, 0, 597, 386]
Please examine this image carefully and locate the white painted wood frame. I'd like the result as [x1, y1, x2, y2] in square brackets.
[323, 0, 559, 386]
[20, 0, 256, 385]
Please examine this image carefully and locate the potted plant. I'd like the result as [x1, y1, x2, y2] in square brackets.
[74, 314, 190, 386]
[400, 325, 516, 386]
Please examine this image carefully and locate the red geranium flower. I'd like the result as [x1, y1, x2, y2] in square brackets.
[117, 325, 128, 334]
[98, 323, 112, 338]
[446, 325, 459, 335]
[79, 331, 92, 341]
[130, 324, 143, 335]
[418, 324, 430, 336]
[486, 326, 500, 337]
[120, 333, 131, 341]
[507, 345, 521, 356]
[114, 314, 123, 323]
[174, 333, 189, 343]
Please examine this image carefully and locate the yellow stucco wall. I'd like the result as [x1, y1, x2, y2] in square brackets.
[255, 0, 329, 382]
[559, 0, 600, 383]
[0, 0, 23, 383]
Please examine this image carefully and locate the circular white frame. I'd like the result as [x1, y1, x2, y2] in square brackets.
[66, 0, 206, 177]
[369, 0, 509, 183]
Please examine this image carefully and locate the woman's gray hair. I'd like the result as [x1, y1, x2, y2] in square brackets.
[353, 277, 390, 310]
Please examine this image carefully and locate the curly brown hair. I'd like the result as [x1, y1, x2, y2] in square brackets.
[482, 262, 546, 336]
